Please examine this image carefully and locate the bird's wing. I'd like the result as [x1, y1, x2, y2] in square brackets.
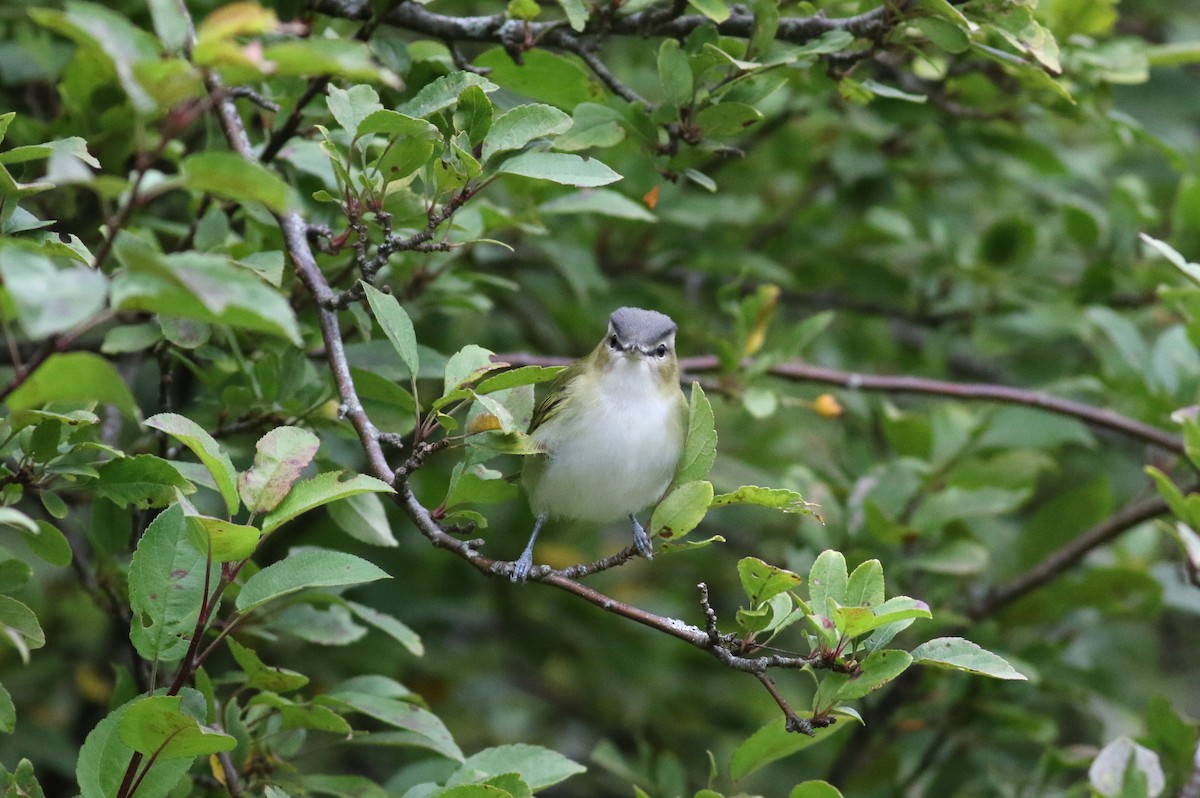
[528, 359, 583, 434]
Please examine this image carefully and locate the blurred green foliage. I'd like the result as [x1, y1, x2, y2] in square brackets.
[1, 0, 1200, 795]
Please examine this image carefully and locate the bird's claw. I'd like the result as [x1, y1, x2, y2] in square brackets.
[631, 516, 654, 561]
[510, 552, 534, 583]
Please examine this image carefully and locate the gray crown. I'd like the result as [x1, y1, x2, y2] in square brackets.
[609, 307, 677, 346]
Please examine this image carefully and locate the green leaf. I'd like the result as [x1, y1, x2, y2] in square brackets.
[819, 649, 913, 704]
[443, 344, 500, 394]
[910, 637, 1027, 680]
[399, 72, 499, 118]
[273, 603, 367, 646]
[498, 151, 622, 187]
[444, 463, 518, 508]
[1141, 233, 1200, 286]
[688, 0, 731, 23]
[649, 480, 714, 543]
[710, 486, 815, 514]
[77, 698, 193, 798]
[658, 39, 693, 106]
[328, 491, 398, 547]
[128, 504, 209, 663]
[346, 600, 424, 656]
[185, 513, 260, 562]
[1089, 736, 1165, 798]
[236, 549, 391, 613]
[95, 455, 195, 509]
[844, 559, 885, 609]
[445, 744, 586, 791]
[25, 520, 73, 567]
[474, 49, 601, 111]
[362, 283, 420, 381]
[357, 109, 441, 142]
[145, 413, 239, 516]
[238, 426, 321, 514]
[0, 682, 14, 733]
[118, 695, 235, 759]
[455, 85, 494, 147]
[789, 782, 844, 798]
[540, 189, 656, 222]
[840, 596, 931, 638]
[182, 152, 293, 213]
[0, 596, 44, 664]
[476, 366, 563, 395]
[0, 509, 38, 536]
[28, 2, 161, 113]
[6, 352, 140, 420]
[552, 103, 627, 151]
[914, 16, 971, 53]
[557, 0, 588, 30]
[809, 550, 848, 616]
[227, 637, 309, 692]
[111, 234, 302, 344]
[738, 557, 802, 606]
[729, 714, 851, 781]
[261, 471, 395, 535]
[674, 382, 717, 484]
[262, 39, 398, 84]
[0, 243, 107, 338]
[327, 84, 383, 137]
[321, 690, 463, 761]
[696, 102, 763, 138]
[482, 103, 572, 163]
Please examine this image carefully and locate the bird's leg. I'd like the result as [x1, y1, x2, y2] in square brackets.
[630, 514, 654, 560]
[511, 514, 546, 583]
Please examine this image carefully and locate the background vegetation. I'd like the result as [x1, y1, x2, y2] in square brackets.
[0, 0, 1199, 795]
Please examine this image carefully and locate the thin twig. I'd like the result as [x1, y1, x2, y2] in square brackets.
[969, 492, 1172, 619]
[497, 353, 1186, 455]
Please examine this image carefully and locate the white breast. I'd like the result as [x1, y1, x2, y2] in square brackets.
[529, 358, 684, 522]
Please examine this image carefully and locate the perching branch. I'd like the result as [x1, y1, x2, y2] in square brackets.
[203, 70, 839, 734]
[496, 353, 1186, 455]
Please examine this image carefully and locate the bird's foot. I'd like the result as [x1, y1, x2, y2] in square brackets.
[510, 550, 535, 583]
[631, 515, 654, 560]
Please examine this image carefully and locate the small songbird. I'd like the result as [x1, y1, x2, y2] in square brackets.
[512, 307, 688, 582]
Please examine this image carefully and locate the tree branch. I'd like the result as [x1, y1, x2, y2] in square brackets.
[496, 353, 1185, 455]
[968, 491, 1172, 619]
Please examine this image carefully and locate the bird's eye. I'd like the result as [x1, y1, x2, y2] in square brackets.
[609, 335, 619, 350]
[656, 344, 668, 357]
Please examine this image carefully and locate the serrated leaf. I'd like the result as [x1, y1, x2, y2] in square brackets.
[910, 637, 1027, 680]
[227, 638, 309, 692]
[77, 697, 193, 798]
[128, 504, 209, 663]
[261, 471, 395, 535]
[118, 695, 235, 759]
[498, 152, 622, 187]
[399, 72, 499, 118]
[729, 714, 851, 781]
[738, 556, 802, 606]
[346, 600, 423, 656]
[649, 480, 713, 542]
[95, 455, 195, 509]
[809, 550, 848, 615]
[238, 426, 320, 514]
[6, 352, 140, 420]
[182, 152, 293, 213]
[710, 485, 815, 514]
[146, 413, 239, 516]
[443, 344, 500, 395]
[321, 691, 463, 761]
[185, 513, 260, 562]
[674, 382, 717, 484]
[445, 744, 586, 791]
[236, 549, 391, 613]
[362, 283, 420, 380]
[845, 559, 885, 609]
[328, 491, 397, 547]
[540, 189, 656, 222]
[483, 103, 572, 163]
[688, 0, 730, 23]
[0, 596, 44, 664]
[658, 39, 693, 106]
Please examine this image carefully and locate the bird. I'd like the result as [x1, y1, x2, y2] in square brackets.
[511, 307, 688, 582]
